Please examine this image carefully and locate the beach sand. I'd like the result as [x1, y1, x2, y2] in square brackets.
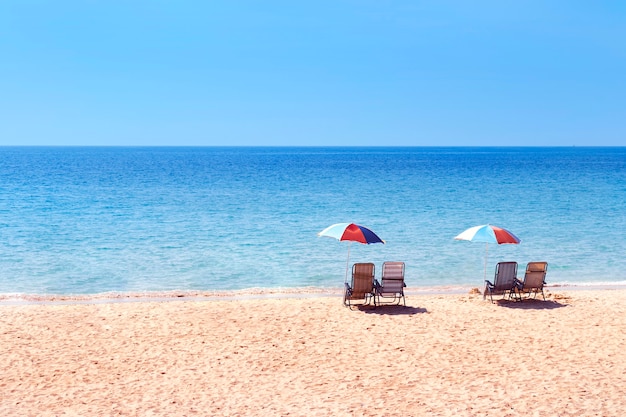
[1, 288, 625, 416]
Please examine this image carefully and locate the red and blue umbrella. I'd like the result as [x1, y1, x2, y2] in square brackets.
[318, 223, 385, 283]
[455, 224, 520, 245]
[455, 224, 521, 281]
[318, 222, 385, 245]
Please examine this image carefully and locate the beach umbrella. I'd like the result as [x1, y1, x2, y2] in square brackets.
[454, 224, 521, 282]
[318, 223, 385, 283]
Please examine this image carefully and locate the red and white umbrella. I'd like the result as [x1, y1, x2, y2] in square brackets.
[318, 223, 385, 283]
[455, 224, 521, 281]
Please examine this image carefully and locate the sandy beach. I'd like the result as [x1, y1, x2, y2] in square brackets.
[1, 288, 625, 416]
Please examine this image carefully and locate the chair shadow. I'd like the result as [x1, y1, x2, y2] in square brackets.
[359, 305, 428, 315]
[495, 298, 567, 310]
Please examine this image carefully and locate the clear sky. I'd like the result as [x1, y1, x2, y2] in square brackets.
[1, 1, 624, 146]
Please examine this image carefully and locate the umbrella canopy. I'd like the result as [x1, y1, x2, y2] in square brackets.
[454, 224, 520, 244]
[318, 223, 385, 283]
[455, 224, 521, 282]
[318, 222, 385, 245]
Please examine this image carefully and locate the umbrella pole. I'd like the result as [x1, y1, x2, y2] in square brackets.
[345, 242, 351, 284]
[483, 242, 489, 283]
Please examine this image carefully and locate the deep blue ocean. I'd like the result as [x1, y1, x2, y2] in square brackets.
[1, 147, 625, 297]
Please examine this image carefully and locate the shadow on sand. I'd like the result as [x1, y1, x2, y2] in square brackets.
[358, 305, 428, 315]
[495, 298, 567, 310]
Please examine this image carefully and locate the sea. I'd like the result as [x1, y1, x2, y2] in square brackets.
[0, 146, 625, 298]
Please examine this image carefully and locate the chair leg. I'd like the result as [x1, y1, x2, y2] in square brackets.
[369, 293, 376, 307]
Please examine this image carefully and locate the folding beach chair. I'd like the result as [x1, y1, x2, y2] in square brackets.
[374, 261, 406, 306]
[484, 261, 518, 303]
[344, 263, 376, 308]
[515, 262, 548, 301]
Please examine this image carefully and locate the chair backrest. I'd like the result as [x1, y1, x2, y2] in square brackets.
[381, 262, 405, 292]
[351, 263, 375, 297]
[522, 262, 548, 289]
[493, 262, 517, 290]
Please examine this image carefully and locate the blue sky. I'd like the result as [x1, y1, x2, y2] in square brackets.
[1, 1, 624, 146]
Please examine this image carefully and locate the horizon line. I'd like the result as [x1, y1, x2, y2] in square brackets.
[1, 145, 624, 149]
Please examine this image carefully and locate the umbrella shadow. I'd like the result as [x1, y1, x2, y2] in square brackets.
[359, 305, 428, 315]
[495, 298, 567, 310]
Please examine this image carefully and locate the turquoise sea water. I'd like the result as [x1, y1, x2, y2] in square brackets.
[0, 147, 625, 296]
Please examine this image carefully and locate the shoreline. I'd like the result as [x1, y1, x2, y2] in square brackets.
[2, 282, 626, 305]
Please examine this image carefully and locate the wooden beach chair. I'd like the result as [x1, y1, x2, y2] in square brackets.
[515, 262, 548, 301]
[374, 261, 406, 306]
[344, 263, 376, 308]
[484, 261, 518, 303]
